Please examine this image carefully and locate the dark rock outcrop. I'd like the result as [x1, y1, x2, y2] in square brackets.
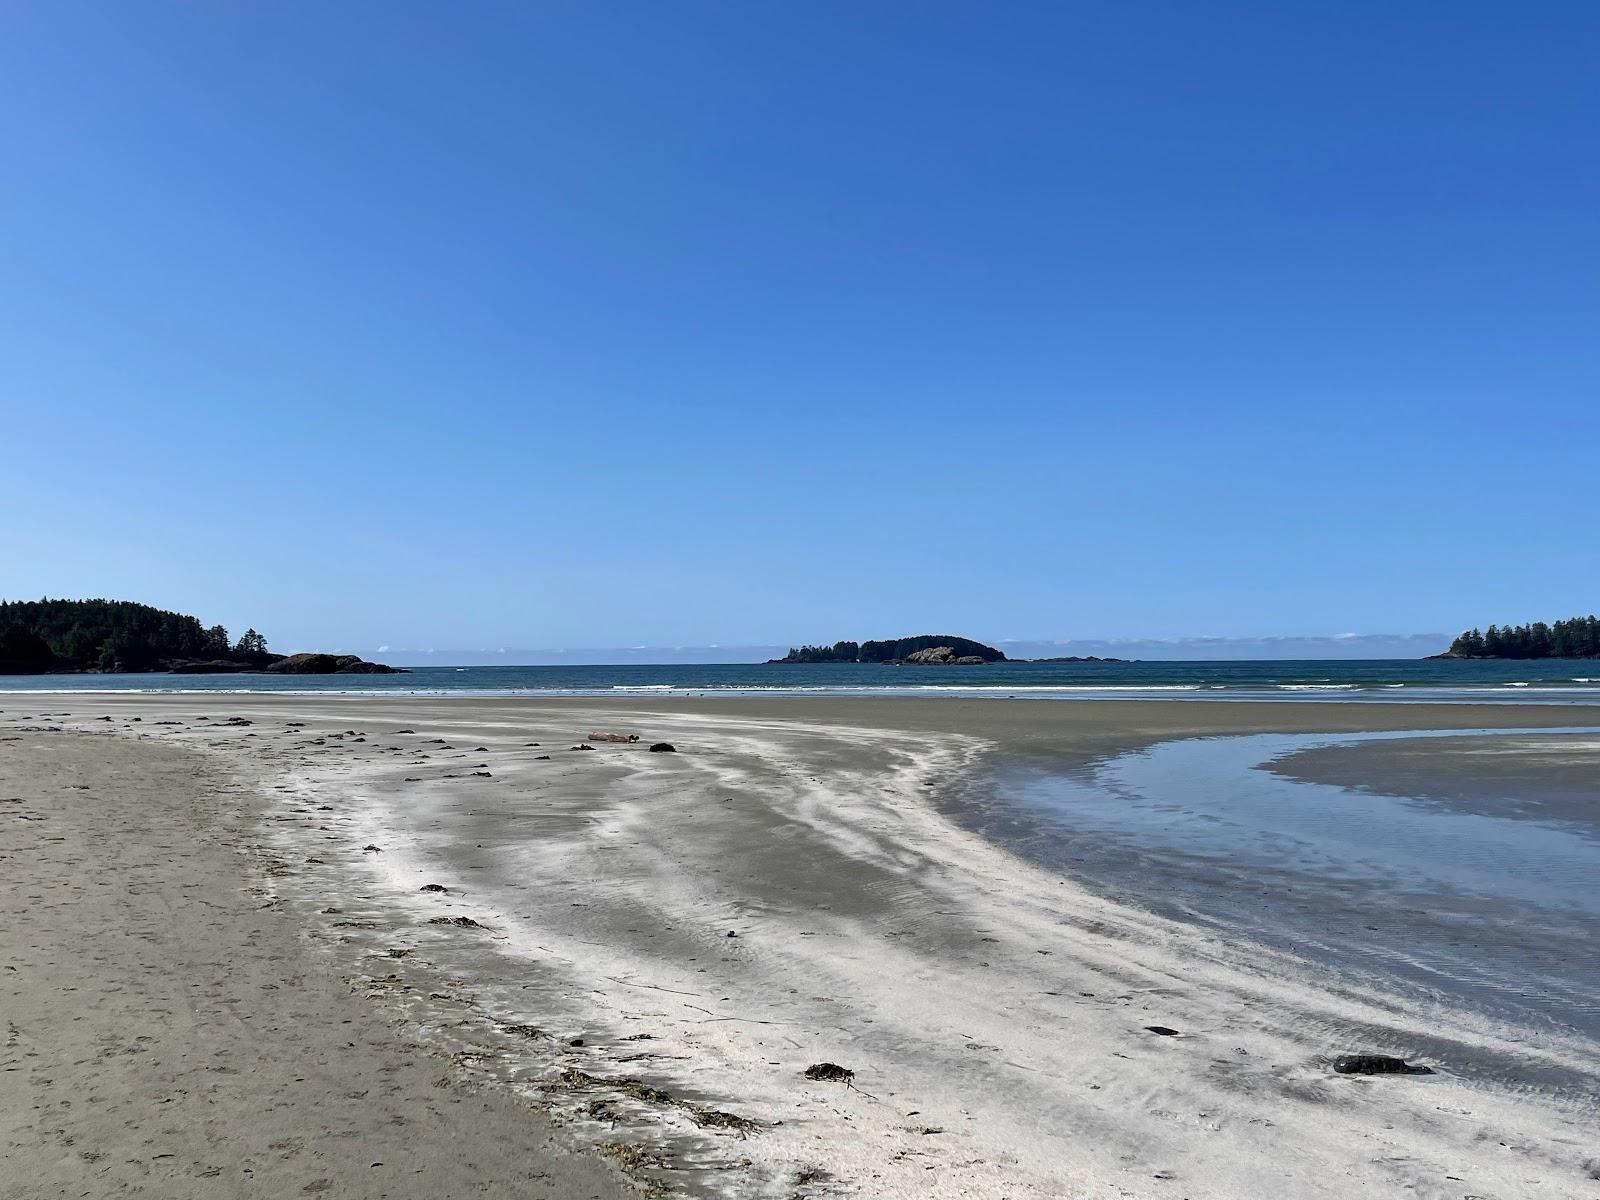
[892, 646, 990, 666]
[1331, 1053, 1432, 1075]
[264, 653, 403, 675]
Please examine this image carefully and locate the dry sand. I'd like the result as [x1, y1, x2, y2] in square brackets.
[3, 694, 1598, 1200]
[0, 727, 632, 1200]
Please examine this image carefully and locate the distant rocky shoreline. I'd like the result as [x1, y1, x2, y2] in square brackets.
[35, 654, 405, 676]
[1026, 655, 1126, 663]
[169, 653, 404, 675]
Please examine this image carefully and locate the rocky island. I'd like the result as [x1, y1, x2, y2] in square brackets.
[170, 652, 402, 675]
[769, 635, 1006, 665]
[0, 598, 403, 674]
[1026, 655, 1126, 663]
[1431, 615, 1599, 659]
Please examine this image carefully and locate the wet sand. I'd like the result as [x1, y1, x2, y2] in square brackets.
[3, 695, 1599, 1199]
[1268, 731, 1600, 825]
[957, 728, 1600, 1066]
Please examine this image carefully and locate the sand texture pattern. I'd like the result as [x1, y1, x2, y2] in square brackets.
[2, 695, 1598, 1199]
[0, 729, 630, 1200]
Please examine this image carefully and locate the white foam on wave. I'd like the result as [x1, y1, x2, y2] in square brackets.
[904, 684, 1205, 693]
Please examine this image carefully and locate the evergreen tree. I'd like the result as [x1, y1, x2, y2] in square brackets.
[0, 599, 273, 673]
[234, 628, 268, 656]
[1445, 615, 1600, 659]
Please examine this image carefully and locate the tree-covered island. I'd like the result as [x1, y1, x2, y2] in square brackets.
[0, 599, 402, 674]
[770, 636, 1007, 664]
[1435, 615, 1600, 659]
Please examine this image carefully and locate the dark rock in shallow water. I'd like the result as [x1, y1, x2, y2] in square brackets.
[1332, 1053, 1432, 1075]
[649, 742, 676, 753]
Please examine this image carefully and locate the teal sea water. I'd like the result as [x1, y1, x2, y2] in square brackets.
[3, 658, 1600, 700]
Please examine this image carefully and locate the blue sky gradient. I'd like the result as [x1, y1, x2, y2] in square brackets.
[2, 3, 1596, 655]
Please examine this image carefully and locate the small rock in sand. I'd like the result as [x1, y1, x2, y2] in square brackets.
[803, 1062, 855, 1083]
[419, 884, 449, 893]
[1332, 1053, 1432, 1075]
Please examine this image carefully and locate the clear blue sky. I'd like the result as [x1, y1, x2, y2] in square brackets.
[2, 3, 1596, 655]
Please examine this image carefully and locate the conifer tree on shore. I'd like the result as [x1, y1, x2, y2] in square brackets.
[1445, 616, 1599, 658]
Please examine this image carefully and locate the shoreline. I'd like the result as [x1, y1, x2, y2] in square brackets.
[4, 695, 1598, 1198]
[6, 654, 1600, 708]
[949, 726, 1600, 1073]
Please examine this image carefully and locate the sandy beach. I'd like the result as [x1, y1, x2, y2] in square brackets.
[4, 694, 1598, 1199]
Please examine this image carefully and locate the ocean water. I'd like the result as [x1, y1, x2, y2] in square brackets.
[4, 657, 1600, 701]
[961, 727, 1600, 1086]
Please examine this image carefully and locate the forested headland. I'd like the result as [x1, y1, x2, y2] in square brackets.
[1437, 616, 1600, 659]
[0, 599, 398, 674]
[0, 599, 275, 673]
